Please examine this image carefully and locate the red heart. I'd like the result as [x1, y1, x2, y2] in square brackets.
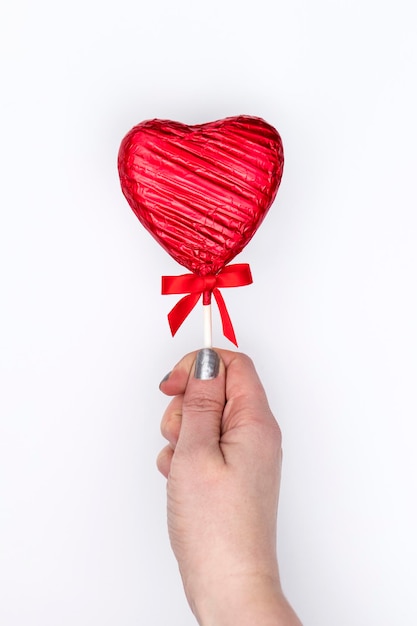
[118, 115, 284, 276]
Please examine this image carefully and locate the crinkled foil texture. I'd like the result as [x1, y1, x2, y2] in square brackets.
[118, 115, 284, 276]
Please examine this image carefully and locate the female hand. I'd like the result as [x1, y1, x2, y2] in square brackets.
[157, 349, 301, 626]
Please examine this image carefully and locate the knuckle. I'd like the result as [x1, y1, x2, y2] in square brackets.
[156, 445, 172, 478]
[264, 415, 282, 450]
[251, 415, 282, 456]
[160, 407, 182, 441]
[270, 417, 282, 444]
[235, 352, 254, 369]
[184, 391, 224, 415]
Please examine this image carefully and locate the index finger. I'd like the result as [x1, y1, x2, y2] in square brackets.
[222, 352, 277, 431]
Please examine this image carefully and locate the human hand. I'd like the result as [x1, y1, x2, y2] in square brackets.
[157, 349, 301, 626]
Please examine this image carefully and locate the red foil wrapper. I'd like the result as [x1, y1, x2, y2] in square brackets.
[118, 115, 284, 277]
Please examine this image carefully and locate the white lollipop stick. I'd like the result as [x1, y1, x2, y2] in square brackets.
[203, 304, 213, 348]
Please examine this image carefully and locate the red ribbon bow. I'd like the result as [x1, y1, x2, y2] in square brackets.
[161, 263, 253, 346]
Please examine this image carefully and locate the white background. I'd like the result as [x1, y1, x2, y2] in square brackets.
[1, 1, 416, 624]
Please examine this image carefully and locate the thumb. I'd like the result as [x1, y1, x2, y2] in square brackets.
[176, 348, 226, 457]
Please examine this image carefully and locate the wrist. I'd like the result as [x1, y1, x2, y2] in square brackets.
[188, 572, 301, 626]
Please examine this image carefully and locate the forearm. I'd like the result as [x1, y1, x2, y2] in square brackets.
[189, 574, 302, 626]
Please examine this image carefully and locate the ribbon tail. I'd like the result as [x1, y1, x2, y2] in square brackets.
[213, 288, 238, 347]
[167, 292, 201, 337]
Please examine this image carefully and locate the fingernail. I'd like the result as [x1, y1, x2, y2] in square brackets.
[159, 371, 171, 386]
[194, 349, 220, 380]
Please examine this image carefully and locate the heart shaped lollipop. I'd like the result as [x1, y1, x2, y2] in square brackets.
[118, 115, 284, 345]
